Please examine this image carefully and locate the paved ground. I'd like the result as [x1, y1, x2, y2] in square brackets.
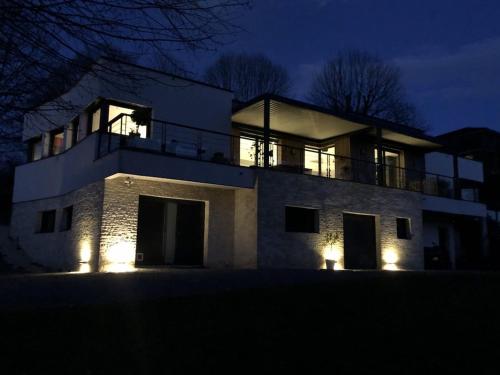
[1, 269, 499, 374]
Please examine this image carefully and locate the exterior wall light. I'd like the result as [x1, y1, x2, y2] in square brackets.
[382, 248, 400, 271]
[101, 240, 136, 273]
[77, 240, 92, 273]
[124, 176, 134, 187]
[323, 232, 343, 271]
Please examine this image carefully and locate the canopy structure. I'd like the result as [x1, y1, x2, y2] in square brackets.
[232, 94, 441, 148]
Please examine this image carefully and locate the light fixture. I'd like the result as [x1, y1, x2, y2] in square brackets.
[124, 176, 134, 187]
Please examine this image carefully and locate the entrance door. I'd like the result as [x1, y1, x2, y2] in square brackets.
[343, 213, 377, 269]
[136, 196, 205, 266]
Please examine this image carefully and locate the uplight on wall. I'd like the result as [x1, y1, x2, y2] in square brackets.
[77, 240, 92, 273]
[382, 248, 400, 271]
[323, 243, 344, 270]
[101, 240, 136, 273]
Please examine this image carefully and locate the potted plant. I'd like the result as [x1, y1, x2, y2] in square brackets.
[324, 232, 340, 271]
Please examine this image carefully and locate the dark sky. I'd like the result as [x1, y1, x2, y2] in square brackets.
[185, 0, 500, 135]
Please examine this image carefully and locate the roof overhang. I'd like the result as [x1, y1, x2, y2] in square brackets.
[232, 95, 441, 148]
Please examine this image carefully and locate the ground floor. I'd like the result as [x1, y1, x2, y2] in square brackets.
[10, 170, 432, 272]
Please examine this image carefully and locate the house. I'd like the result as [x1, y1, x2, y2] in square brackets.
[9, 60, 488, 272]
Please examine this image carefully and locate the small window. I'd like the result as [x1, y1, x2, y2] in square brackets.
[50, 128, 65, 156]
[91, 107, 101, 133]
[285, 206, 319, 233]
[29, 137, 43, 161]
[396, 218, 411, 239]
[60, 206, 73, 231]
[38, 210, 56, 233]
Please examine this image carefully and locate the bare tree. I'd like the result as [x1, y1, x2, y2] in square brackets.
[204, 53, 290, 101]
[309, 50, 425, 129]
[0, 0, 250, 130]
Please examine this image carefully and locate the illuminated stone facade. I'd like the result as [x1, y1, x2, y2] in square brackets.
[255, 169, 424, 270]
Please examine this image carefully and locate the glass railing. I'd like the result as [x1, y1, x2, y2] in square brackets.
[97, 115, 465, 200]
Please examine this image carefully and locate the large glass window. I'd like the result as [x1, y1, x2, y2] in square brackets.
[375, 148, 402, 188]
[108, 105, 148, 138]
[239, 137, 277, 167]
[304, 146, 335, 177]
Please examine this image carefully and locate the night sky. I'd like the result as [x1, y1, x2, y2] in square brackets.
[186, 0, 500, 135]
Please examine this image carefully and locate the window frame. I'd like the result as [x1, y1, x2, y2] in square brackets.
[27, 136, 43, 162]
[285, 206, 320, 233]
[49, 127, 65, 156]
[60, 205, 73, 232]
[38, 210, 56, 233]
[396, 217, 411, 240]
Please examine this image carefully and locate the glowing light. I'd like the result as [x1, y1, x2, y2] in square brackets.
[78, 263, 91, 273]
[102, 240, 136, 273]
[323, 244, 344, 270]
[382, 248, 401, 271]
[80, 240, 92, 263]
[383, 263, 399, 271]
[383, 249, 399, 265]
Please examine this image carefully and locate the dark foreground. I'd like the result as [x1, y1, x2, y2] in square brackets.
[1, 270, 499, 374]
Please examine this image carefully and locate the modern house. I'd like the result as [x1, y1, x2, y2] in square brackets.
[9, 60, 488, 272]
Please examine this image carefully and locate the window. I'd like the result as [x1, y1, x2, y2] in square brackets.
[108, 105, 149, 138]
[91, 107, 101, 133]
[50, 129, 65, 155]
[38, 210, 56, 233]
[70, 117, 79, 146]
[60, 206, 73, 231]
[375, 148, 402, 188]
[285, 206, 319, 233]
[28, 137, 43, 161]
[239, 136, 277, 167]
[396, 218, 411, 239]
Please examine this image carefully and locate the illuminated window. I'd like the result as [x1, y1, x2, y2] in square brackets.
[239, 137, 278, 167]
[50, 129, 65, 156]
[91, 107, 101, 133]
[285, 206, 319, 233]
[108, 105, 149, 138]
[396, 218, 411, 239]
[305, 146, 335, 177]
[38, 210, 56, 233]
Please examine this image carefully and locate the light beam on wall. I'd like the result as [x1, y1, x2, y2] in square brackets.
[102, 240, 136, 272]
[382, 248, 400, 271]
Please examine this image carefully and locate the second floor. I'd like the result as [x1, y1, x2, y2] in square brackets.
[15, 62, 486, 212]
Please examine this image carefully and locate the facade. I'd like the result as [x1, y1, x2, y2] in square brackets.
[9, 61, 488, 272]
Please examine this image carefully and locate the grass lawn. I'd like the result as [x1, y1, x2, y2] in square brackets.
[1, 271, 499, 374]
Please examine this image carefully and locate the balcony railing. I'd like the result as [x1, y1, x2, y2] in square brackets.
[97, 114, 462, 200]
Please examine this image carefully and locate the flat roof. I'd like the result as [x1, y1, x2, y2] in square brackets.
[232, 94, 441, 148]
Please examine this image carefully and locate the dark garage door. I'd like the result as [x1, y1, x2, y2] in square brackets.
[136, 196, 205, 266]
[343, 213, 377, 269]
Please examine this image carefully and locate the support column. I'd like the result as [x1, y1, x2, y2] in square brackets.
[376, 127, 384, 186]
[263, 97, 271, 168]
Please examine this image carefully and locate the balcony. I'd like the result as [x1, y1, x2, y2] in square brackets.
[95, 114, 469, 200]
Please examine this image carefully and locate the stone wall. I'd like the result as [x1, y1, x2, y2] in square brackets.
[9, 181, 104, 271]
[99, 176, 237, 270]
[256, 169, 423, 270]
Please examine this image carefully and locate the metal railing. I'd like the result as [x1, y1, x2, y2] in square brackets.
[97, 114, 463, 200]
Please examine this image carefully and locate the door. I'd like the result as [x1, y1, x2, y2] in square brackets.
[174, 201, 205, 265]
[343, 213, 377, 269]
[136, 196, 167, 265]
[136, 196, 205, 266]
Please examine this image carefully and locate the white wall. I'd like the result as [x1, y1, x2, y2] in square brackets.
[422, 195, 487, 217]
[23, 62, 233, 142]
